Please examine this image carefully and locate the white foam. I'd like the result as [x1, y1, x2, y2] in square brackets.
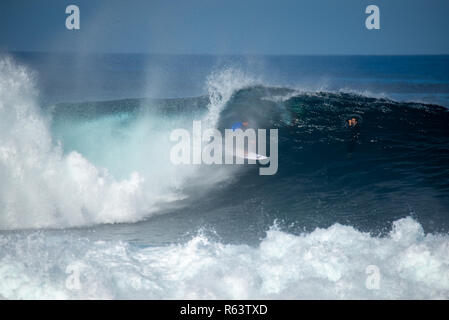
[0, 217, 447, 299]
[203, 67, 257, 128]
[0, 57, 191, 229]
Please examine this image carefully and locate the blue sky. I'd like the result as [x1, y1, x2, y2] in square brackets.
[0, 0, 448, 54]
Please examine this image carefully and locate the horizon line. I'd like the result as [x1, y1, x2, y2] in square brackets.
[3, 50, 449, 57]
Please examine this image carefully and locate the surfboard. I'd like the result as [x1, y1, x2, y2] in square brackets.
[224, 146, 268, 161]
[234, 150, 268, 161]
[245, 152, 268, 161]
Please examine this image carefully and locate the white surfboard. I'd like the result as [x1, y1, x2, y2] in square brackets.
[243, 152, 268, 161]
[232, 149, 268, 161]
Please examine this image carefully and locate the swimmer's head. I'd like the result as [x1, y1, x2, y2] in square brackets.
[347, 118, 358, 127]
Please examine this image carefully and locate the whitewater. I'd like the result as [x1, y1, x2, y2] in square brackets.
[1, 217, 448, 299]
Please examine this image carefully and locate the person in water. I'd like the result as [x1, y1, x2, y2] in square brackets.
[347, 117, 358, 127]
[347, 117, 360, 156]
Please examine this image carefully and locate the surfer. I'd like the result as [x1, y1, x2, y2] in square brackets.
[230, 120, 254, 157]
[231, 121, 249, 131]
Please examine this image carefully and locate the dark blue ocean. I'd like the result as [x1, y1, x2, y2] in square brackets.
[0, 53, 448, 299]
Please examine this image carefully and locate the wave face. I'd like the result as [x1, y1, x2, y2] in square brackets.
[0, 217, 448, 299]
[210, 85, 449, 233]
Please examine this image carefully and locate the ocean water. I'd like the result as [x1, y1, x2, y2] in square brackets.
[0, 53, 448, 299]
